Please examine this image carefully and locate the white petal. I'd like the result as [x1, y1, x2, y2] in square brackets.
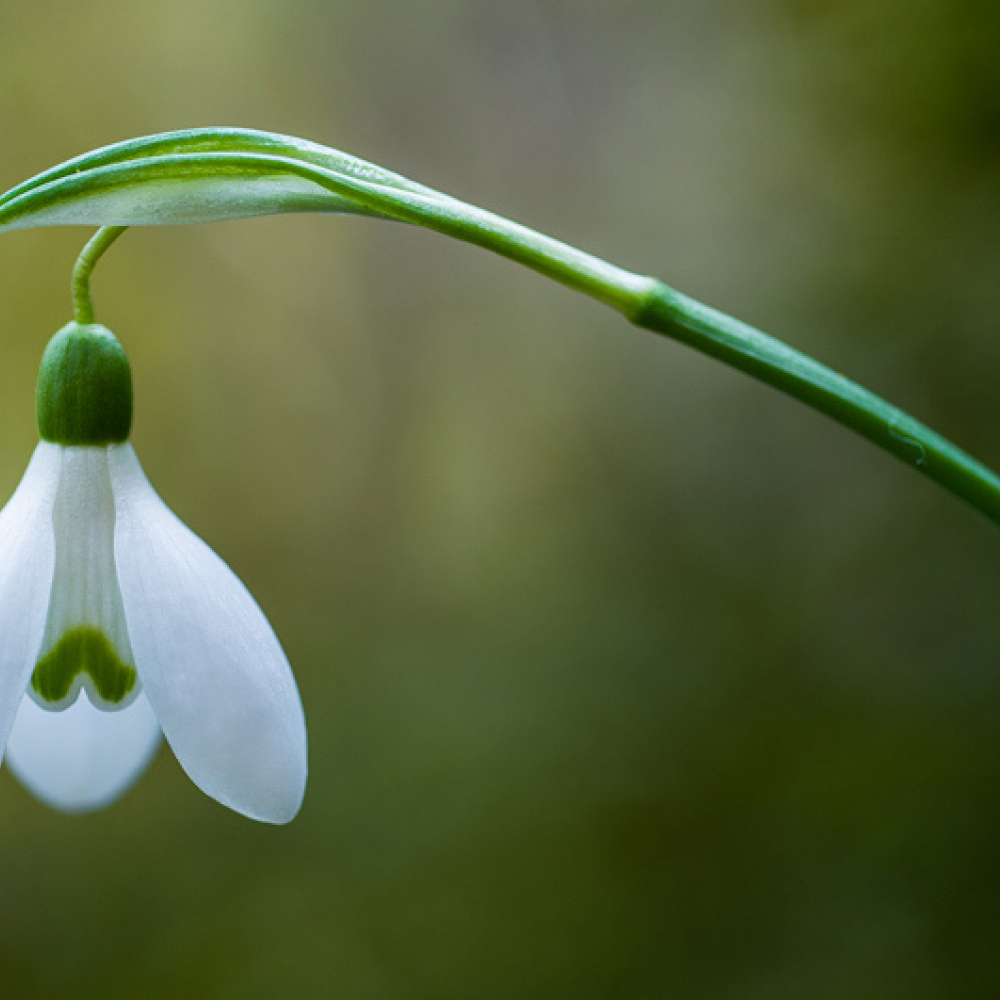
[5, 692, 160, 812]
[0, 443, 60, 757]
[31, 447, 140, 711]
[108, 444, 307, 823]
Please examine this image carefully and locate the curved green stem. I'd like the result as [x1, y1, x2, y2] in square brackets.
[628, 281, 1000, 525]
[72, 226, 127, 324]
[0, 128, 996, 527]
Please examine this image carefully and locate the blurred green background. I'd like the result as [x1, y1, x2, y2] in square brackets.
[0, 0, 999, 996]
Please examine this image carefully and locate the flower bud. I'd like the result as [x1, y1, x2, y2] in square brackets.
[36, 322, 133, 445]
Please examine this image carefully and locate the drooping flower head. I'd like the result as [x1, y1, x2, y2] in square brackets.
[0, 320, 307, 822]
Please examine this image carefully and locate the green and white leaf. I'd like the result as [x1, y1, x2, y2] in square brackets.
[0, 128, 645, 311]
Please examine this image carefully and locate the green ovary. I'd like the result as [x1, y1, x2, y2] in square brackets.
[31, 627, 137, 706]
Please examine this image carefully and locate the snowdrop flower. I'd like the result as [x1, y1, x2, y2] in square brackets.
[0, 321, 307, 822]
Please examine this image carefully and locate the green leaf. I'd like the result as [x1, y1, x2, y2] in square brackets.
[0, 128, 387, 229]
[0, 128, 647, 311]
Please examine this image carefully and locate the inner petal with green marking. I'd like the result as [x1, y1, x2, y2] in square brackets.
[32, 627, 137, 706]
[29, 445, 140, 713]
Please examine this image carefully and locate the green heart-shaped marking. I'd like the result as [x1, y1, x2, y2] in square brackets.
[31, 627, 137, 706]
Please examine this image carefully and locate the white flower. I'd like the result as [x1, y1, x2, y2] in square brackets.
[0, 322, 307, 823]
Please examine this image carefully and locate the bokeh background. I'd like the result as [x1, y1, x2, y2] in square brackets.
[0, 0, 998, 996]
